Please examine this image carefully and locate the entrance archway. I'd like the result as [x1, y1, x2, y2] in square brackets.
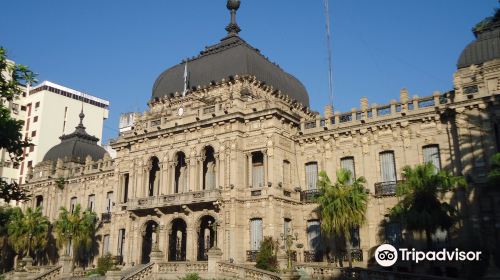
[141, 221, 159, 264]
[168, 218, 187, 261]
[197, 216, 215, 261]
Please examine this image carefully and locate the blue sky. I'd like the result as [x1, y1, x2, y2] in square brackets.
[1, 1, 497, 143]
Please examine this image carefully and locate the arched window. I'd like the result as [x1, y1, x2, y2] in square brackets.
[148, 157, 160, 197]
[305, 162, 318, 190]
[203, 146, 216, 190]
[174, 152, 187, 193]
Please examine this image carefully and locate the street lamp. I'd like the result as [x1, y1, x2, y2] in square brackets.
[280, 228, 298, 269]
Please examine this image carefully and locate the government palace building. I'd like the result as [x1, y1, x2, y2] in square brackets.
[20, 1, 500, 279]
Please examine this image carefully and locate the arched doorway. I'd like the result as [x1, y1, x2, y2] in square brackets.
[174, 152, 187, 193]
[197, 216, 215, 261]
[141, 221, 159, 264]
[169, 218, 187, 261]
[148, 157, 160, 197]
[202, 146, 216, 190]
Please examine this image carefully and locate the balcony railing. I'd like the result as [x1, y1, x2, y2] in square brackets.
[246, 250, 259, 262]
[304, 250, 323, 262]
[101, 212, 111, 223]
[127, 189, 222, 211]
[342, 248, 363, 262]
[300, 189, 320, 202]
[374, 181, 403, 196]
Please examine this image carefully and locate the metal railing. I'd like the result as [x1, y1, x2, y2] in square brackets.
[300, 189, 320, 202]
[101, 212, 111, 223]
[374, 181, 402, 196]
[246, 250, 259, 262]
[303, 250, 323, 262]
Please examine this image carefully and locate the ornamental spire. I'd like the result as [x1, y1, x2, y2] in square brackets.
[225, 0, 241, 36]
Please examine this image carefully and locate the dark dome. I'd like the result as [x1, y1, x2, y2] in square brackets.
[43, 112, 108, 163]
[152, 35, 310, 107]
[458, 10, 500, 69]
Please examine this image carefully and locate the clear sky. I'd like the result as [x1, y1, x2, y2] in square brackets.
[1, 1, 497, 143]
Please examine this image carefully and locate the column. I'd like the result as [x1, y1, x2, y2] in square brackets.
[199, 157, 204, 191]
[263, 150, 268, 186]
[186, 228, 195, 261]
[247, 153, 252, 188]
[215, 154, 220, 189]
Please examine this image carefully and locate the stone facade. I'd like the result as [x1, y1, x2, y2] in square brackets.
[23, 57, 500, 271]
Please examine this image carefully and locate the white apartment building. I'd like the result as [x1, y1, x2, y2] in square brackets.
[17, 81, 110, 184]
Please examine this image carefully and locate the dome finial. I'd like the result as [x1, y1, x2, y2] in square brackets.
[225, 0, 241, 36]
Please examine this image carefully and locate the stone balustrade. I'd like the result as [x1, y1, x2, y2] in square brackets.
[217, 261, 281, 280]
[126, 189, 222, 210]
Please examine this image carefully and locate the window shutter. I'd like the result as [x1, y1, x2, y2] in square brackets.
[307, 220, 321, 251]
[423, 145, 441, 170]
[305, 162, 318, 190]
[252, 165, 264, 188]
[380, 152, 396, 182]
[340, 157, 356, 178]
[250, 219, 263, 250]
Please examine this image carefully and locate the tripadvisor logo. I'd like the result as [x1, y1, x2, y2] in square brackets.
[375, 244, 482, 267]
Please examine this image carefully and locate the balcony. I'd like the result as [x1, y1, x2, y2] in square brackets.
[374, 181, 402, 197]
[341, 249, 363, 262]
[304, 250, 323, 262]
[126, 189, 222, 211]
[246, 250, 259, 262]
[300, 189, 320, 202]
[101, 212, 111, 223]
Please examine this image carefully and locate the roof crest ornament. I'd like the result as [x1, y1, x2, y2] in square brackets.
[225, 0, 241, 36]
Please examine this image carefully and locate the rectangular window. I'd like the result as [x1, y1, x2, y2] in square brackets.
[35, 101, 40, 108]
[307, 220, 321, 251]
[351, 227, 360, 249]
[35, 195, 44, 210]
[284, 218, 291, 235]
[282, 160, 291, 186]
[340, 157, 356, 178]
[385, 222, 402, 245]
[305, 162, 318, 190]
[29, 145, 34, 152]
[31, 131, 36, 137]
[70, 197, 77, 213]
[423, 145, 441, 171]
[25, 118, 30, 131]
[122, 173, 129, 203]
[27, 161, 32, 168]
[106, 191, 114, 213]
[251, 152, 264, 188]
[379, 151, 397, 182]
[118, 229, 126, 257]
[250, 218, 263, 251]
[33, 116, 38, 123]
[103, 235, 110, 255]
[88, 194, 96, 212]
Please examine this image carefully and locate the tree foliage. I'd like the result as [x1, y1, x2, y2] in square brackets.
[255, 236, 279, 272]
[389, 163, 466, 248]
[54, 204, 96, 267]
[0, 206, 17, 272]
[488, 153, 500, 186]
[7, 207, 49, 259]
[0, 46, 37, 202]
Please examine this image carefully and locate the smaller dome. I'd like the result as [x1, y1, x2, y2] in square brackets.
[43, 111, 108, 163]
[458, 10, 500, 68]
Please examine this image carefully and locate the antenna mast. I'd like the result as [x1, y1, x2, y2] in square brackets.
[324, 0, 334, 108]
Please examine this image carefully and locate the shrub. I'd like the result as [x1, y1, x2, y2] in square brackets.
[255, 236, 279, 272]
[95, 254, 114, 275]
[178, 272, 201, 280]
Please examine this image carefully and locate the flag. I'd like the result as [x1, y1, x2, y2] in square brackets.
[183, 61, 188, 97]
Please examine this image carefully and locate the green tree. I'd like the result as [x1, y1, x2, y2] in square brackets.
[0, 47, 37, 203]
[255, 236, 279, 272]
[7, 207, 49, 262]
[488, 153, 500, 186]
[389, 162, 466, 249]
[316, 169, 368, 268]
[0, 206, 16, 272]
[54, 204, 97, 270]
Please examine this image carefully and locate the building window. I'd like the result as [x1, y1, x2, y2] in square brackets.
[122, 173, 129, 203]
[103, 235, 110, 255]
[282, 160, 291, 187]
[29, 145, 34, 152]
[118, 229, 126, 257]
[423, 145, 441, 171]
[31, 130, 36, 137]
[174, 152, 187, 193]
[307, 220, 321, 251]
[27, 161, 32, 168]
[305, 162, 318, 190]
[203, 146, 216, 190]
[35, 195, 43, 210]
[284, 218, 291, 235]
[252, 152, 264, 188]
[106, 192, 114, 213]
[148, 156, 160, 197]
[35, 102, 40, 108]
[340, 156, 356, 178]
[250, 218, 263, 251]
[33, 116, 38, 123]
[385, 222, 402, 245]
[70, 197, 77, 213]
[350, 227, 360, 249]
[25, 118, 30, 131]
[88, 194, 95, 212]
[379, 151, 397, 182]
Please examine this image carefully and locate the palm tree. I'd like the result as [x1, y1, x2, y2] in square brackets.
[389, 162, 466, 249]
[316, 169, 368, 268]
[54, 204, 96, 270]
[7, 207, 49, 263]
[488, 153, 500, 186]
